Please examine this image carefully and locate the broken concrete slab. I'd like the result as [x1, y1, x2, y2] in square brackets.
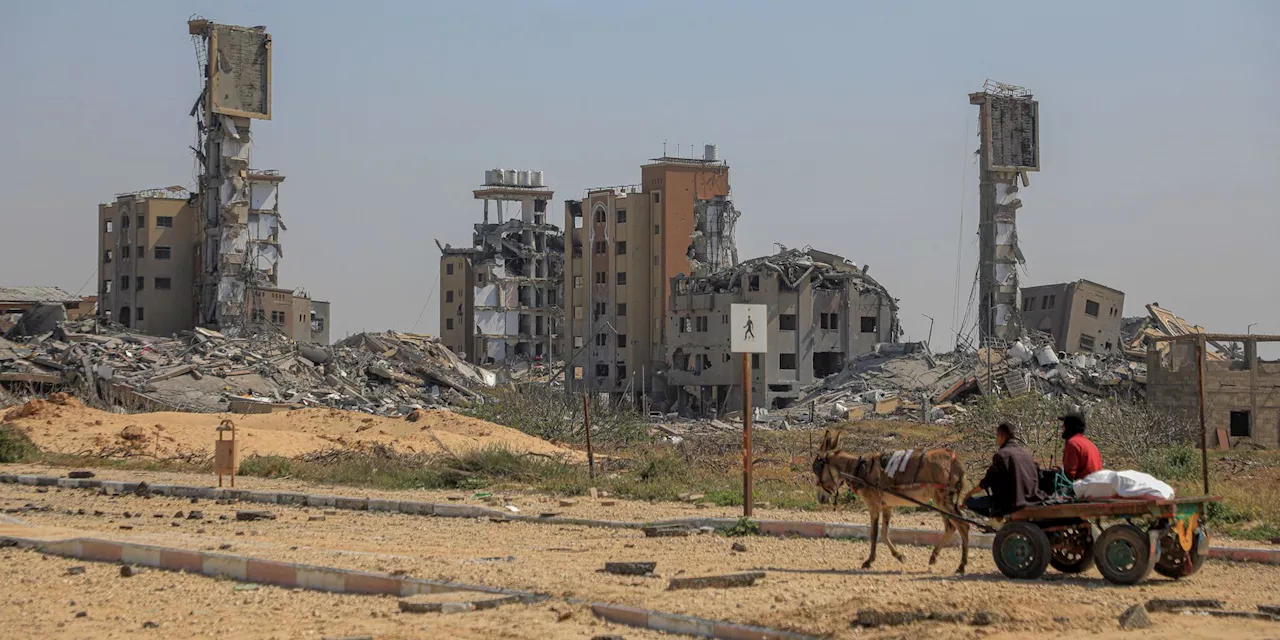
[667, 571, 765, 590]
[603, 562, 656, 576]
[1146, 599, 1224, 613]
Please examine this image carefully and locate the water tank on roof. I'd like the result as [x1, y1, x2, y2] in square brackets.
[531, 170, 545, 187]
[505, 170, 518, 185]
[518, 170, 531, 187]
[704, 144, 719, 161]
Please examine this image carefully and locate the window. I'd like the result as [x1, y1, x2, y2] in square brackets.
[156, 216, 173, 228]
[680, 317, 692, 333]
[748, 275, 760, 291]
[446, 318, 454, 330]
[270, 310, 286, 325]
[120, 276, 129, 291]
[155, 277, 172, 290]
[860, 316, 878, 333]
[1078, 334, 1095, 352]
[1084, 300, 1100, 317]
[654, 224, 660, 235]
[477, 273, 486, 284]
[595, 272, 606, 284]
[616, 210, 626, 223]
[103, 250, 113, 263]
[594, 241, 607, 255]
[135, 277, 144, 290]
[446, 290, 454, 303]
[696, 316, 708, 332]
[574, 276, 582, 288]
[121, 215, 130, 229]
[105, 220, 114, 233]
[312, 317, 324, 332]
[252, 308, 265, 322]
[1104, 341, 1113, 352]
[103, 280, 112, 293]
[136, 244, 145, 259]
[135, 307, 144, 321]
[616, 272, 627, 285]
[616, 334, 626, 348]
[751, 353, 762, 368]
[595, 209, 606, 223]
[617, 303, 626, 316]
[574, 306, 583, 320]
[779, 314, 797, 331]
[595, 363, 610, 378]
[1023, 296, 1036, 312]
[594, 302, 606, 317]
[653, 192, 661, 204]
[829, 312, 838, 328]
[136, 214, 144, 229]
[154, 246, 171, 260]
[574, 336, 583, 348]
[1042, 295, 1055, 310]
[595, 333, 607, 347]
[616, 364, 627, 379]
[779, 353, 797, 370]
[616, 241, 627, 255]
[121, 246, 130, 259]
[446, 263, 454, 275]
[1229, 410, 1251, 438]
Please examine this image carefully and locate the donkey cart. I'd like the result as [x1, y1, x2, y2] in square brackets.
[991, 496, 1216, 585]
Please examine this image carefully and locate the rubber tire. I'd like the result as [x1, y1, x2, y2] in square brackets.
[1154, 529, 1207, 579]
[1049, 528, 1095, 574]
[993, 521, 1052, 580]
[1094, 524, 1154, 585]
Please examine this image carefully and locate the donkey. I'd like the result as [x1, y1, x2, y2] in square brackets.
[811, 429, 971, 574]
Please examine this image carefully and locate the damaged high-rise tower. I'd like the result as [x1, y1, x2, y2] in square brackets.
[969, 81, 1040, 343]
[188, 18, 281, 332]
[437, 170, 564, 371]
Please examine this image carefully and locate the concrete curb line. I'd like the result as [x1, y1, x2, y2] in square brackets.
[589, 602, 821, 640]
[3, 473, 1276, 565]
[0, 529, 545, 602]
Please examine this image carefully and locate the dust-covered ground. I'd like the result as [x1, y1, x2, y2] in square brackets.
[2, 477, 1278, 639]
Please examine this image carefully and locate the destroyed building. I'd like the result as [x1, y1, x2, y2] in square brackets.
[437, 170, 564, 370]
[98, 188, 199, 337]
[1, 288, 94, 337]
[563, 145, 738, 398]
[1147, 333, 1280, 449]
[664, 247, 899, 413]
[1020, 279, 1124, 355]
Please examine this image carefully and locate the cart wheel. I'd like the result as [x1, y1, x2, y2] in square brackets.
[993, 522, 1051, 580]
[1094, 524, 1154, 585]
[1049, 526, 1095, 574]
[1154, 527, 1207, 579]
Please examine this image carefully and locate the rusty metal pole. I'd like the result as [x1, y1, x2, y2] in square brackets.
[1195, 336, 1210, 495]
[583, 394, 595, 480]
[742, 353, 753, 517]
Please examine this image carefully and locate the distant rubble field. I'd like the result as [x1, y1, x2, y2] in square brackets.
[1, 394, 582, 460]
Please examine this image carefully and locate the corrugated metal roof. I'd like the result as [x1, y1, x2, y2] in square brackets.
[0, 286, 82, 304]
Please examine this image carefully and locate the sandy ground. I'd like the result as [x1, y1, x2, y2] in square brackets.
[3, 463, 1273, 549]
[0, 546, 663, 640]
[2, 397, 579, 459]
[2, 481, 1278, 639]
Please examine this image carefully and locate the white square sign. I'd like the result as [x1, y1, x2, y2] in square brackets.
[731, 304, 768, 353]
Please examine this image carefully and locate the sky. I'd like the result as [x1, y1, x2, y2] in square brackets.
[2, 1, 1277, 351]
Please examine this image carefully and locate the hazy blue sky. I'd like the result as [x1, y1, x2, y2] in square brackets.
[2, 1, 1276, 349]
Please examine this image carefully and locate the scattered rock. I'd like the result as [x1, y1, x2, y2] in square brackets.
[119, 525, 133, 530]
[142, 621, 160, 629]
[589, 488, 599, 499]
[854, 610, 927, 628]
[67, 471, 95, 479]
[1118, 604, 1151, 630]
[731, 542, 748, 552]
[66, 566, 86, 576]
[173, 511, 185, 519]
[75, 509, 85, 515]
[668, 571, 765, 590]
[559, 499, 577, 507]
[74, 611, 87, 618]
[446, 495, 464, 501]
[309, 515, 326, 522]
[190, 498, 200, 504]
[219, 515, 229, 520]
[1146, 599, 1224, 613]
[405, 408, 423, 422]
[236, 510, 276, 522]
[218, 544, 232, 550]
[1260, 605, 1280, 616]
[153, 513, 165, 518]
[970, 611, 1000, 626]
[599, 500, 616, 507]
[1053, 617, 1071, 624]
[119, 565, 137, 578]
[92, 510, 104, 517]
[35, 487, 48, 493]
[171, 522, 181, 527]
[603, 562, 656, 576]
[591, 636, 624, 640]
[642, 525, 692, 538]
[187, 511, 204, 520]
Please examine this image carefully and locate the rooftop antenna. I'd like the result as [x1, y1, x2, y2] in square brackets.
[663, 140, 667, 156]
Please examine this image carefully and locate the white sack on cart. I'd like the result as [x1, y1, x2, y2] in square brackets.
[1071, 470, 1175, 501]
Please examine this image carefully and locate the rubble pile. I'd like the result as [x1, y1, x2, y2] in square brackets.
[0, 315, 495, 416]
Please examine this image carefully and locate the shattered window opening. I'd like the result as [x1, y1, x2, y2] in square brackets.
[617, 241, 627, 255]
[446, 319, 454, 330]
[1022, 296, 1036, 312]
[155, 277, 172, 290]
[103, 280, 112, 293]
[616, 210, 627, 223]
[779, 314, 797, 331]
[617, 272, 627, 285]
[1078, 334, 1095, 352]
[136, 215, 144, 229]
[574, 336, 583, 348]
[445, 291, 454, 303]
[654, 224, 660, 235]
[695, 316, 708, 332]
[680, 317, 692, 333]
[156, 216, 173, 228]
[860, 316, 878, 333]
[751, 353, 762, 368]
[574, 276, 582, 288]
[1084, 300, 1100, 317]
[103, 250, 113, 264]
[1042, 295, 1055, 310]
[748, 275, 760, 292]
[104, 220, 114, 233]
[594, 241, 607, 255]
[595, 272, 606, 285]
[617, 303, 626, 316]
[616, 364, 627, 380]
[595, 210, 606, 224]
[446, 263, 454, 275]
[154, 246, 172, 260]
[135, 277, 143, 290]
[616, 333, 626, 348]
[119, 277, 129, 291]
[121, 246, 130, 259]
[135, 307, 144, 322]
[596, 363, 610, 378]
[1229, 410, 1251, 437]
[653, 192, 661, 204]
[779, 353, 797, 370]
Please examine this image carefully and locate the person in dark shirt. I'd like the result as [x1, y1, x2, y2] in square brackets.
[963, 423, 1044, 517]
[1060, 412, 1103, 481]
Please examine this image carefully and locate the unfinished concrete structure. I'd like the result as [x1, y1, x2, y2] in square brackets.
[98, 188, 199, 337]
[1148, 334, 1280, 449]
[562, 146, 738, 398]
[664, 247, 899, 414]
[1021, 279, 1125, 355]
[970, 80, 1039, 343]
[188, 18, 278, 332]
[437, 170, 563, 370]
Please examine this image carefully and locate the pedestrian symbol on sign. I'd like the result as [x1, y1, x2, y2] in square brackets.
[744, 316, 755, 341]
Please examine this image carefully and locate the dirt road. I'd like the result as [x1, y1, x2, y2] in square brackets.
[2, 473, 1278, 639]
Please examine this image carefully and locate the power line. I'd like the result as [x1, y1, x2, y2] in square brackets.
[74, 267, 99, 297]
[950, 114, 973, 349]
[409, 274, 439, 333]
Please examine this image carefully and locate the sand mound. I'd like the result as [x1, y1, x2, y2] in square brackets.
[4, 395, 580, 461]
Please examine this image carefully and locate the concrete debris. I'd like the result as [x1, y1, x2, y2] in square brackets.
[0, 316, 495, 416]
[667, 571, 765, 590]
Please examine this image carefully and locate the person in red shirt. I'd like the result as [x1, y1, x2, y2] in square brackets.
[1060, 412, 1102, 481]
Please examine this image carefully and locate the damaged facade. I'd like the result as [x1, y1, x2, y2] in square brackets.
[562, 146, 737, 398]
[438, 170, 564, 370]
[98, 189, 199, 337]
[665, 247, 899, 414]
[1021, 279, 1124, 355]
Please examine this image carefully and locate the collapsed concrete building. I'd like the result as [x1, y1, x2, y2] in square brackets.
[663, 247, 900, 414]
[562, 146, 738, 399]
[1021, 279, 1125, 355]
[438, 170, 564, 370]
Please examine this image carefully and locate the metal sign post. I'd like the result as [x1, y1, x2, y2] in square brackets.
[731, 304, 767, 518]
